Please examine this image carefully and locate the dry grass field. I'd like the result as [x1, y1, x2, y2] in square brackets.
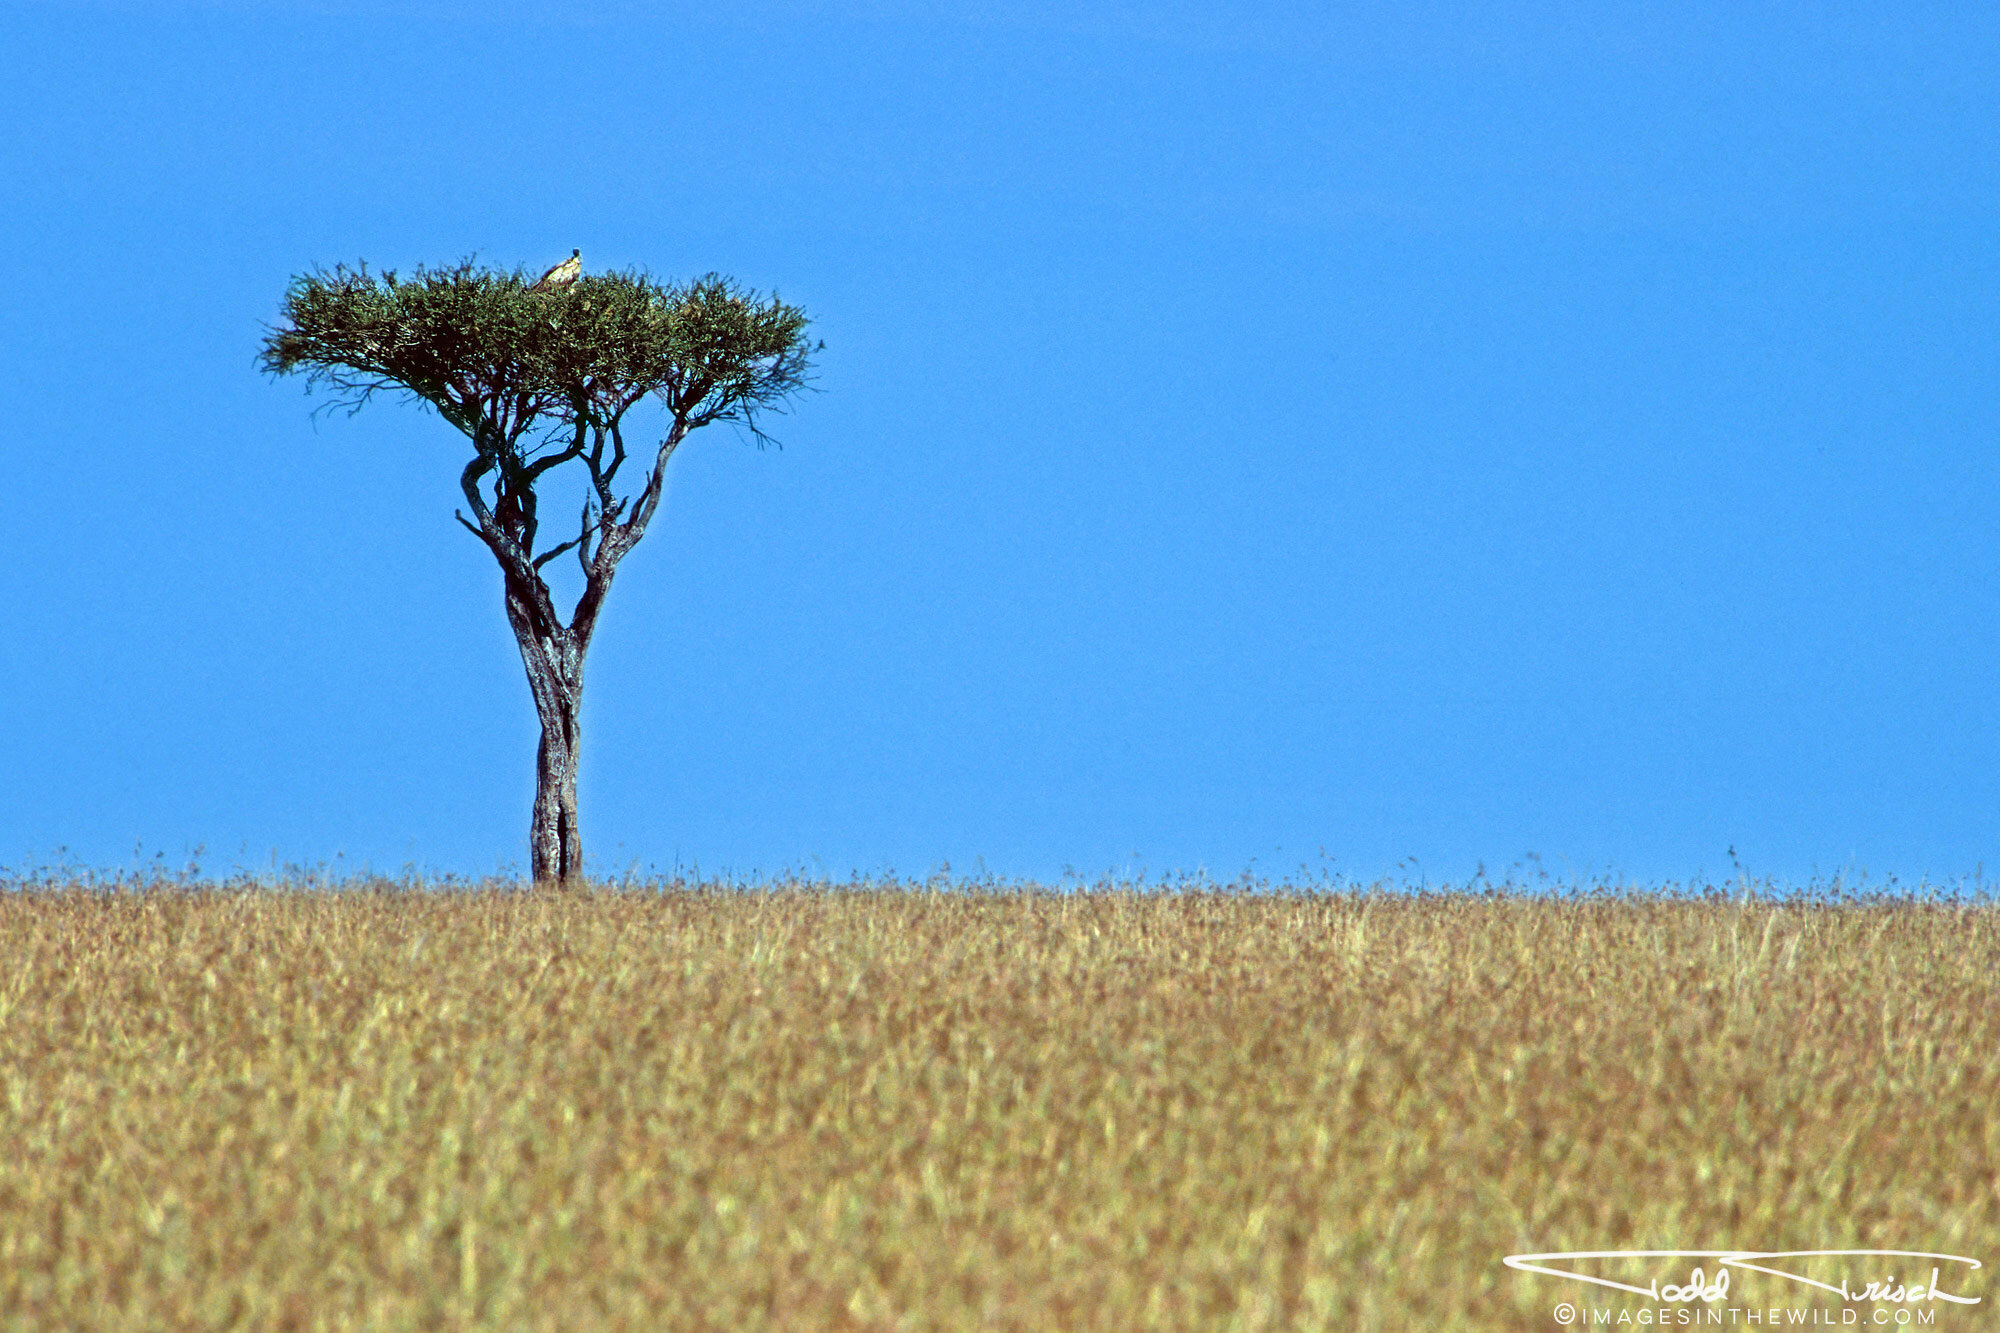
[1, 881, 1995, 1331]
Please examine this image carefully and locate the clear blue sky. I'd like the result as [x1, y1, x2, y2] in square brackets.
[2, 1, 1994, 885]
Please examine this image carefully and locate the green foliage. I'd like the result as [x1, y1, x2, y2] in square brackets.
[259, 258, 817, 448]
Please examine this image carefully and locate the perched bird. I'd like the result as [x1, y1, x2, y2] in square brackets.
[529, 249, 582, 293]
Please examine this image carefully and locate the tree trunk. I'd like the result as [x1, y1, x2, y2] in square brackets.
[475, 427, 660, 890]
[504, 577, 589, 888]
[529, 682, 583, 887]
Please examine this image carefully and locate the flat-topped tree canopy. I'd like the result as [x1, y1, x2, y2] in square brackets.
[260, 256, 814, 465]
[259, 256, 814, 596]
[259, 256, 818, 886]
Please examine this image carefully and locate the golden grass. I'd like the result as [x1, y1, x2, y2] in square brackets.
[1, 884, 1995, 1331]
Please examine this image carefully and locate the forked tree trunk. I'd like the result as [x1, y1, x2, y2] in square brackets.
[473, 420, 682, 890]
[504, 575, 590, 888]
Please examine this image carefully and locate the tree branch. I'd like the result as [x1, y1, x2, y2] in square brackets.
[623, 417, 690, 543]
[525, 414, 589, 483]
[261, 257, 817, 662]
[576, 500, 596, 580]
[532, 501, 594, 572]
[458, 455, 496, 528]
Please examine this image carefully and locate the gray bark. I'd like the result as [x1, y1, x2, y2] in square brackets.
[460, 418, 686, 889]
[505, 576, 586, 885]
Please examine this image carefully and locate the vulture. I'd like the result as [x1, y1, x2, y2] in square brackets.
[529, 249, 582, 293]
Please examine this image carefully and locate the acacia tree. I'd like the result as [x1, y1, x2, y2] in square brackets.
[260, 258, 815, 886]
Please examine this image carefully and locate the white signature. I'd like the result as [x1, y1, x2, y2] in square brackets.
[1504, 1251, 1981, 1306]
